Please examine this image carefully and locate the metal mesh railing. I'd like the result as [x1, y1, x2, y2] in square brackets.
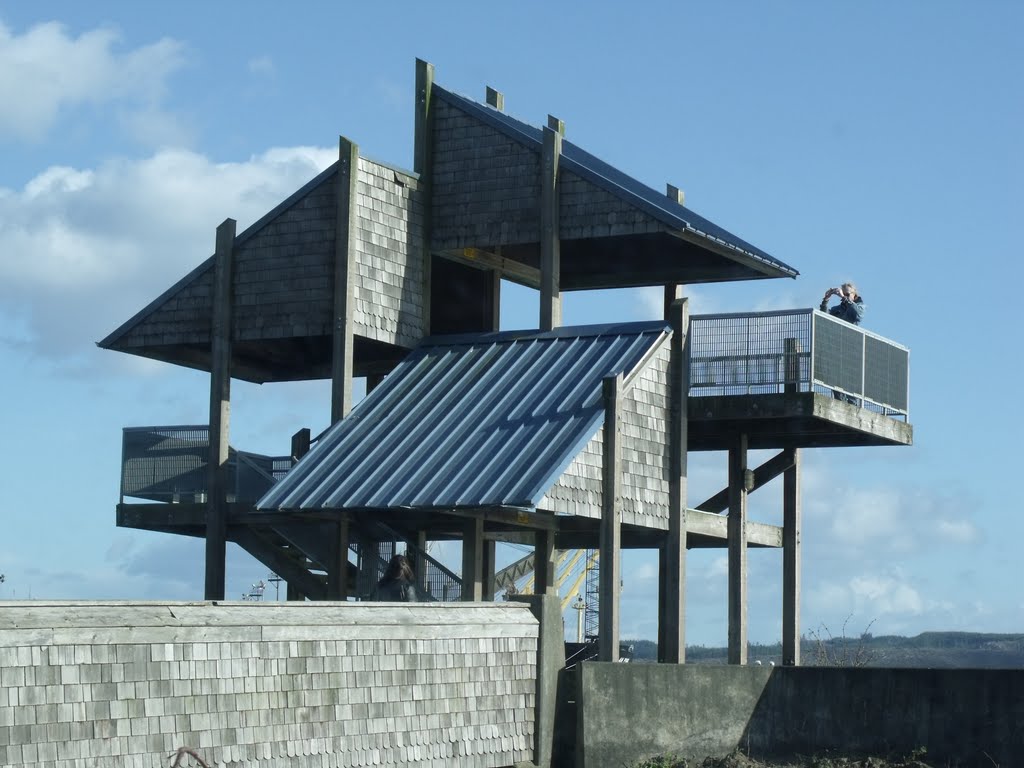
[120, 426, 291, 503]
[689, 309, 909, 417]
[354, 531, 462, 602]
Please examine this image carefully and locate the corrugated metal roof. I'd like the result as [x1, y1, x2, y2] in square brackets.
[434, 86, 798, 279]
[256, 321, 671, 513]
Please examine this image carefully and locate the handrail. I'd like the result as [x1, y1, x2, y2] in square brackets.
[688, 309, 910, 419]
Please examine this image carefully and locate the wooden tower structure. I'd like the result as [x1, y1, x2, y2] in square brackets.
[100, 59, 912, 665]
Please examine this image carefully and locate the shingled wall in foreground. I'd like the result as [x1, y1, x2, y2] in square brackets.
[0, 601, 538, 768]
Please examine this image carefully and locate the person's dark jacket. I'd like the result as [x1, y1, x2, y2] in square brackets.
[372, 578, 418, 602]
[821, 296, 865, 325]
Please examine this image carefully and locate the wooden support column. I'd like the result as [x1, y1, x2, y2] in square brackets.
[332, 136, 359, 424]
[485, 86, 504, 111]
[534, 530, 556, 596]
[286, 427, 311, 602]
[728, 433, 750, 665]
[662, 297, 689, 663]
[290, 428, 311, 464]
[461, 516, 484, 601]
[783, 447, 802, 666]
[599, 374, 623, 662]
[326, 513, 350, 600]
[414, 58, 435, 333]
[205, 218, 235, 601]
[539, 116, 563, 331]
[482, 539, 497, 601]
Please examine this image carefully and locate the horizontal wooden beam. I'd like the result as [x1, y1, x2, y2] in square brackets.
[440, 248, 541, 289]
[696, 449, 796, 514]
[686, 509, 782, 548]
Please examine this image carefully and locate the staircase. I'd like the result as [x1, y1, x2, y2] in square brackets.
[118, 425, 463, 601]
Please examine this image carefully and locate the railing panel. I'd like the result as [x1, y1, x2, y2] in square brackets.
[689, 309, 909, 418]
[120, 426, 290, 503]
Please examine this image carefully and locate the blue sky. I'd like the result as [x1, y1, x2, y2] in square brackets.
[1, 1, 1021, 647]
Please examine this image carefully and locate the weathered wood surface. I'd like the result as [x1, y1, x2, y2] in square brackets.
[0, 601, 536, 630]
[688, 392, 913, 450]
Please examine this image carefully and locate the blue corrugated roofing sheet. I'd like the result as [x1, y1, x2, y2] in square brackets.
[435, 86, 798, 279]
[256, 321, 671, 513]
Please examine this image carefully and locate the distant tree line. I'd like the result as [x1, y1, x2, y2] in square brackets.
[623, 632, 1024, 668]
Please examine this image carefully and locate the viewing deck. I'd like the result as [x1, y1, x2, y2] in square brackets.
[687, 309, 912, 450]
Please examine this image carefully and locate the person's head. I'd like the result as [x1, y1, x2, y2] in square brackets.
[381, 554, 414, 583]
[840, 282, 858, 300]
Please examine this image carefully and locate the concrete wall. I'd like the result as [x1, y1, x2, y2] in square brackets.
[577, 663, 1024, 768]
[0, 601, 538, 768]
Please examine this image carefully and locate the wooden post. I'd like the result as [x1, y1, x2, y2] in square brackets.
[285, 428, 311, 602]
[290, 428, 311, 464]
[728, 433, 749, 664]
[482, 539, 497, 601]
[663, 298, 689, 663]
[534, 530, 556, 596]
[414, 59, 435, 334]
[326, 513, 350, 600]
[783, 447, 802, 666]
[540, 122, 562, 331]
[332, 136, 359, 423]
[784, 337, 802, 394]
[461, 516, 484, 601]
[666, 183, 685, 206]
[599, 374, 623, 662]
[485, 86, 504, 111]
[205, 218, 235, 601]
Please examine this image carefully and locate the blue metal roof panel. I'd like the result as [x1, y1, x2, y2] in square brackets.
[434, 86, 798, 278]
[256, 321, 670, 513]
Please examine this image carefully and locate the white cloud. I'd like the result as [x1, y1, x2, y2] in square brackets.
[935, 519, 979, 544]
[0, 145, 336, 359]
[248, 55, 275, 76]
[849, 573, 924, 616]
[0, 19, 186, 142]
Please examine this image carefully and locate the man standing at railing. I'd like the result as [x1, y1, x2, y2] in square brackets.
[821, 282, 865, 404]
[820, 282, 865, 325]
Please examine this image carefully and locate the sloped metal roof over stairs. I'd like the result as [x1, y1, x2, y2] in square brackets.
[257, 321, 670, 514]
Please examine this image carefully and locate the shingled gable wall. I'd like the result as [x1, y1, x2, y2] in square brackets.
[0, 601, 538, 768]
[109, 154, 429, 355]
[558, 168, 664, 241]
[353, 158, 426, 348]
[541, 342, 671, 528]
[430, 97, 541, 250]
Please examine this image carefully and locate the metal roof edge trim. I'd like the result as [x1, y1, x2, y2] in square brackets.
[558, 145, 798, 278]
[98, 161, 341, 350]
[434, 84, 798, 280]
[418, 320, 672, 349]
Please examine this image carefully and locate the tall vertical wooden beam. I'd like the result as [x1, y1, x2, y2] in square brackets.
[599, 374, 623, 662]
[728, 433, 749, 665]
[286, 427, 311, 602]
[663, 298, 689, 663]
[205, 218, 235, 601]
[482, 539, 497, 601]
[489, 268, 502, 332]
[534, 530, 556, 596]
[326, 513, 350, 600]
[461, 517, 484, 601]
[332, 136, 359, 424]
[540, 121, 562, 331]
[783, 447, 802, 666]
[414, 59, 435, 334]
